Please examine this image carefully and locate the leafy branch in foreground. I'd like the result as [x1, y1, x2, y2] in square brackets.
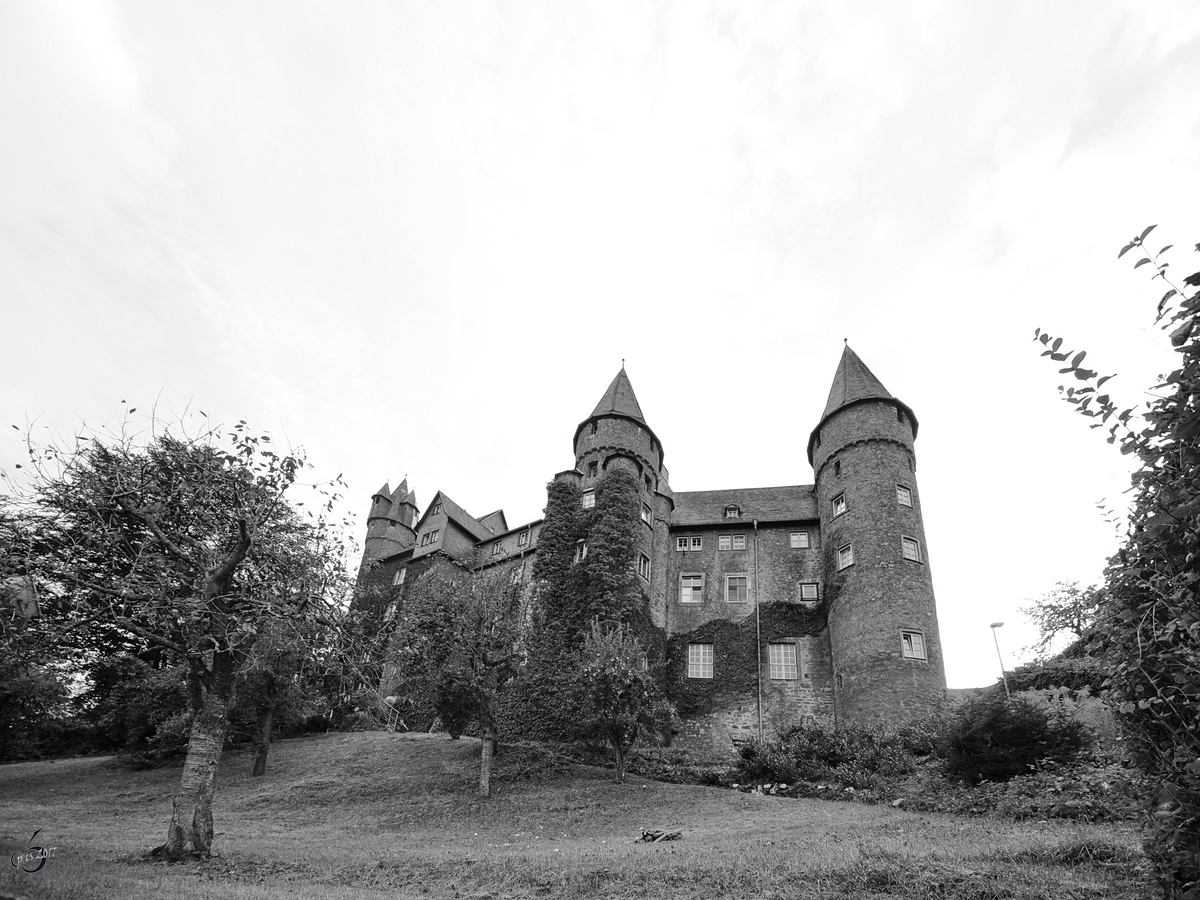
[1035, 229, 1200, 898]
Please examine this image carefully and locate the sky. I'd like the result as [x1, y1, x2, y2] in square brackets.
[3, 1, 1199, 688]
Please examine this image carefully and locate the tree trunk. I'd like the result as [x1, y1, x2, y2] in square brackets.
[252, 676, 278, 777]
[479, 729, 494, 797]
[162, 650, 236, 859]
[614, 741, 625, 784]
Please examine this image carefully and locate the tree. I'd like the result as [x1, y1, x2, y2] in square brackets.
[390, 566, 521, 797]
[1036, 229, 1200, 898]
[236, 618, 325, 777]
[13, 419, 348, 859]
[576, 620, 674, 784]
[1020, 580, 1104, 658]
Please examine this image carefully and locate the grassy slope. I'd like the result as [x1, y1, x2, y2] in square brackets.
[0, 732, 1150, 900]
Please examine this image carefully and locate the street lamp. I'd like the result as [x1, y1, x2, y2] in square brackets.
[990, 622, 1011, 698]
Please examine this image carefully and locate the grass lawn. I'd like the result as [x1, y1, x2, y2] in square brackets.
[0, 732, 1151, 899]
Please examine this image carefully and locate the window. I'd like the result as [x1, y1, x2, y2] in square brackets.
[511, 566, 523, 585]
[581, 490, 596, 510]
[768, 643, 798, 680]
[719, 535, 731, 551]
[574, 541, 588, 564]
[725, 575, 749, 603]
[492, 543, 503, 556]
[837, 543, 854, 570]
[676, 536, 688, 552]
[897, 407, 906, 425]
[518, 531, 529, 547]
[896, 484, 913, 507]
[834, 460, 841, 477]
[433, 503, 442, 515]
[420, 530, 439, 547]
[587, 461, 599, 478]
[832, 493, 847, 517]
[725, 505, 741, 519]
[901, 630, 927, 660]
[680, 573, 704, 604]
[392, 568, 406, 586]
[383, 601, 398, 623]
[690, 536, 702, 551]
[798, 582, 819, 600]
[790, 531, 810, 549]
[590, 421, 598, 435]
[901, 536, 922, 562]
[641, 502, 652, 524]
[687, 643, 713, 679]
[644, 475, 652, 492]
[638, 553, 651, 579]
[733, 534, 745, 551]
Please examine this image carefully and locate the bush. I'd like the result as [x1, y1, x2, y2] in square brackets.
[944, 694, 1090, 783]
[737, 718, 914, 790]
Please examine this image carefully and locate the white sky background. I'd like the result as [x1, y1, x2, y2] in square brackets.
[3, 1, 1199, 688]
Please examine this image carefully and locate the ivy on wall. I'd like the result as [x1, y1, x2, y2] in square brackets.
[665, 603, 826, 717]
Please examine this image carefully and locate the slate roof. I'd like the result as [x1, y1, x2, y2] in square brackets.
[373, 481, 391, 499]
[476, 510, 508, 535]
[432, 492, 494, 543]
[389, 479, 409, 503]
[808, 345, 918, 462]
[671, 485, 818, 527]
[818, 344, 895, 422]
[590, 367, 647, 425]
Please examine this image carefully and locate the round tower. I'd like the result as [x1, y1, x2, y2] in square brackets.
[808, 346, 946, 722]
[572, 367, 667, 612]
[362, 478, 416, 567]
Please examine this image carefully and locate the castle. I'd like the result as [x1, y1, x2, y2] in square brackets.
[359, 345, 947, 749]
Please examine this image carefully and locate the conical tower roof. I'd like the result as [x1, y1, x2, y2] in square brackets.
[808, 344, 917, 463]
[819, 344, 895, 422]
[389, 478, 409, 503]
[372, 481, 392, 500]
[590, 367, 647, 425]
[574, 366, 664, 464]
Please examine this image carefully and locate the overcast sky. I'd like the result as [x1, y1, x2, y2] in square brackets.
[3, 1, 1199, 688]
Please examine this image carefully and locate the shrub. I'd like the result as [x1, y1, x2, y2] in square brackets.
[737, 718, 914, 790]
[944, 694, 1089, 783]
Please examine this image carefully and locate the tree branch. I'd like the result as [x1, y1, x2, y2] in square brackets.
[208, 517, 250, 586]
[114, 497, 197, 570]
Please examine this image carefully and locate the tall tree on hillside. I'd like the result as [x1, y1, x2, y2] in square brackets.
[1020, 580, 1104, 657]
[390, 566, 521, 797]
[1035, 229, 1200, 898]
[576, 620, 674, 783]
[12, 419, 350, 859]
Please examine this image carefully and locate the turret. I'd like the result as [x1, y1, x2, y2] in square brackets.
[810, 345, 946, 721]
[362, 477, 417, 567]
[571, 367, 671, 619]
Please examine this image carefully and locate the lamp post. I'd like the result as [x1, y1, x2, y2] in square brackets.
[990, 621, 1010, 698]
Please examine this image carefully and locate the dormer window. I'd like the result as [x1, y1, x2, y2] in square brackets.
[433, 503, 442, 515]
[724, 506, 740, 519]
[492, 543, 503, 556]
[518, 531, 529, 547]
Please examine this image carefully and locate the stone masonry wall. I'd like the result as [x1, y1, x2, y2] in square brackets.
[815, 400, 947, 722]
